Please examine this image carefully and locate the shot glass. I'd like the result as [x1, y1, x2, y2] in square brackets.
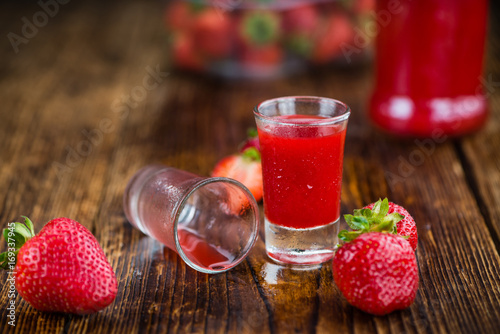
[123, 164, 260, 274]
[254, 96, 350, 265]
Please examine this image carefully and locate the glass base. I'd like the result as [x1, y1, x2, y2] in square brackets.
[370, 94, 488, 137]
[265, 218, 339, 265]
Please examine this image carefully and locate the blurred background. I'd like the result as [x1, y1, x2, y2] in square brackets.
[163, 0, 375, 79]
[0, 0, 497, 204]
[1, 0, 497, 140]
[0, 0, 498, 216]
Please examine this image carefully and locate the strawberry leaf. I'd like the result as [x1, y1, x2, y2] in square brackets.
[0, 254, 9, 270]
[2, 227, 25, 251]
[350, 216, 370, 230]
[382, 212, 404, 225]
[10, 229, 27, 249]
[371, 218, 396, 233]
[21, 216, 35, 236]
[371, 198, 389, 219]
[338, 230, 362, 242]
[188, 1, 206, 13]
[0, 250, 18, 270]
[339, 198, 403, 243]
[344, 214, 355, 227]
[352, 209, 362, 216]
[2, 229, 10, 244]
[241, 147, 261, 162]
[287, 34, 313, 57]
[1, 216, 36, 271]
[247, 128, 258, 138]
[13, 222, 32, 242]
[359, 208, 373, 217]
[241, 12, 280, 46]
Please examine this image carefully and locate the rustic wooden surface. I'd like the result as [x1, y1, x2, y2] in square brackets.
[1, 0, 500, 333]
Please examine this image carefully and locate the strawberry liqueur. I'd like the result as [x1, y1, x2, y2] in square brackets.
[259, 115, 346, 229]
[254, 97, 350, 265]
[177, 228, 235, 270]
[370, 0, 488, 137]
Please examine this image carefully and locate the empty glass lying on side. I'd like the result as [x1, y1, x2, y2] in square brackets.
[123, 165, 260, 274]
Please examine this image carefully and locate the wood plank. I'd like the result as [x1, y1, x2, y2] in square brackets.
[343, 81, 500, 333]
[457, 3, 500, 247]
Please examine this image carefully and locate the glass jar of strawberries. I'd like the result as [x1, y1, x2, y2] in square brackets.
[163, 0, 374, 79]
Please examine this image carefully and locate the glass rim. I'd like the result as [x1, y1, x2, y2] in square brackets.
[253, 96, 351, 126]
[172, 176, 260, 274]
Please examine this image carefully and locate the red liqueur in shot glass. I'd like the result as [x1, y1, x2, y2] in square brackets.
[254, 96, 350, 265]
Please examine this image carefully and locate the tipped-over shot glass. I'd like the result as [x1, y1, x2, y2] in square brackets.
[123, 165, 260, 274]
[254, 96, 350, 265]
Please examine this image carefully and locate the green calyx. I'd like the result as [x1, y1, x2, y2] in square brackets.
[287, 34, 313, 57]
[186, 0, 207, 13]
[0, 216, 35, 270]
[338, 198, 405, 242]
[242, 12, 280, 46]
[247, 128, 258, 138]
[241, 147, 261, 162]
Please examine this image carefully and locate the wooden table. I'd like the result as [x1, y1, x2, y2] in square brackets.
[1, 1, 500, 333]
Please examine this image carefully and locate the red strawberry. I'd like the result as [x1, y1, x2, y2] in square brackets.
[313, 13, 354, 64]
[365, 200, 418, 251]
[341, 198, 418, 251]
[1, 217, 117, 314]
[211, 147, 263, 202]
[282, 4, 319, 34]
[192, 8, 233, 58]
[172, 33, 205, 71]
[239, 128, 260, 152]
[353, 0, 376, 14]
[333, 232, 419, 316]
[164, 1, 193, 31]
[239, 43, 283, 68]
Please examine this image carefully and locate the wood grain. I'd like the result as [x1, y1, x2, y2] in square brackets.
[1, 0, 500, 333]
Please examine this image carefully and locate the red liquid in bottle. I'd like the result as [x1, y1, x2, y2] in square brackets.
[370, 0, 488, 137]
[177, 228, 235, 270]
[258, 115, 347, 229]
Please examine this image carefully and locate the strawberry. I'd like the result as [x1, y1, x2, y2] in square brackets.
[364, 199, 418, 251]
[1, 217, 117, 314]
[172, 33, 205, 71]
[239, 128, 260, 152]
[282, 4, 319, 35]
[192, 8, 233, 58]
[211, 147, 263, 202]
[238, 11, 281, 48]
[234, 10, 283, 71]
[313, 13, 354, 64]
[333, 232, 419, 316]
[353, 0, 376, 14]
[164, 1, 193, 32]
[239, 43, 283, 68]
[340, 198, 417, 250]
[282, 4, 319, 58]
